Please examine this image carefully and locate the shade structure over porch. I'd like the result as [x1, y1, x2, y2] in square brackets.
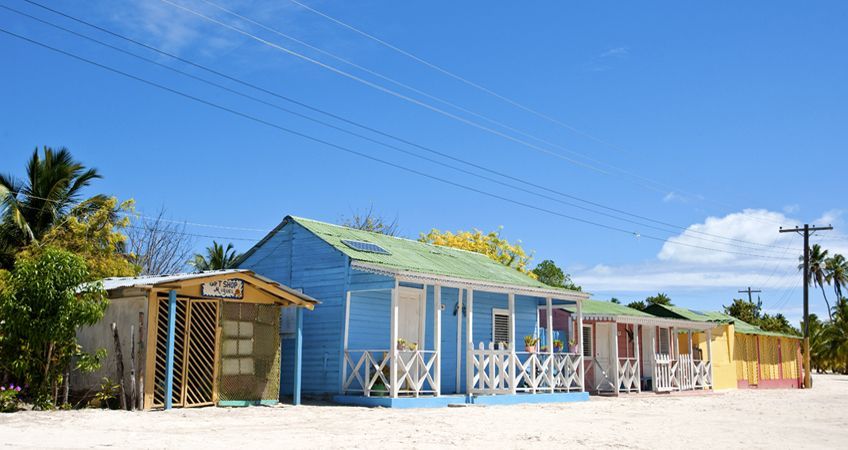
[75, 270, 318, 410]
[561, 299, 716, 395]
[339, 263, 589, 404]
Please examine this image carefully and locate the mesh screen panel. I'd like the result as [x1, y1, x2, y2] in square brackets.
[218, 302, 281, 403]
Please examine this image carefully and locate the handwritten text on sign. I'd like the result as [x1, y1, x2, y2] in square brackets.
[201, 279, 244, 299]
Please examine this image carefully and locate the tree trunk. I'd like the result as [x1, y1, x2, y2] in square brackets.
[820, 286, 833, 321]
[111, 323, 128, 411]
[62, 364, 70, 406]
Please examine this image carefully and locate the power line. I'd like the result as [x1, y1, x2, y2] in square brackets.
[4, 189, 269, 234]
[285, 0, 624, 154]
[196, 0, 615, 166]
[7, 1, 796, 254]
[0, 25, 796, 262]
[283, 0, 791, 224]
[159, 0, 761, 206]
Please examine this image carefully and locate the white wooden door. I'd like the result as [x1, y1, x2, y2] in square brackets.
[594, 323, 613, 389]
[398, 288, 423, 347]
[641, 326, 654, 378]
[595, 323, 612, 362]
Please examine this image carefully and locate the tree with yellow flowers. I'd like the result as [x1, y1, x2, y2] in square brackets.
[419, 227, 536, 277]
[18, 197, 139, 280]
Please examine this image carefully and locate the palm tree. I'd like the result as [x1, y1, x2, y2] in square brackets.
[799, 244, 833, 320]
[822, 297, 848, 374]
[190, 241, 241, 271]
[0, 147, 103, 268]
[826, 254, 848, 300]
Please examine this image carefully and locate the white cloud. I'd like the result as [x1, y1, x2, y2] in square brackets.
[571, 208, 848, 324]
[662, 191, 687, 203]
[657, 209, 798, 264]
[91, 0, 303, 57]
[782, 204, 800, 214]
[599, 46, 629, 58]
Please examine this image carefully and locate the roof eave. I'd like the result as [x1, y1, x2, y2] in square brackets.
[351, 261, 590, 300]
[580, 313, 717, 330]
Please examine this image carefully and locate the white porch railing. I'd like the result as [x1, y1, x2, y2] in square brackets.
[469, 343, 583, 395]
[693, 359, 712, 389]
[654, 353, 713, 392]
[343, 349, 438, 397]
[553, 353, 583, 392]
[617, 357, 640, 393]
[679, 354, 694, 390]
[587, 357, 616, 393]
[654, 353, 679, 392]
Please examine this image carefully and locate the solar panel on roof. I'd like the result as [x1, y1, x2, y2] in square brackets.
[341, 239, 391, 255]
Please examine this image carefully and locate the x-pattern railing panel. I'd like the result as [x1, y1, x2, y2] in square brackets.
[617, 357, 640, 393]
[344, 349, 438, 397]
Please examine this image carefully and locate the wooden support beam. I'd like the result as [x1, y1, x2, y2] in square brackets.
[651, 330, 657, 393]
[611, 321, 619, 396]
[546, 297, 554, 393]
[390, 281, 400, 398]
[508, 293, 516, 395]
[456, 288, 463, 394]
[706, 328, 713, 387]
[340, 291, 351, 394]
[164, 289, 177, 410]
[434, 285, 442, 396]
[576, 299, 585, 392]
[293, 307, 304, 405]
[633, 325, 641, 393]
[465, 289, 474, 395]
[142, 291, 158, 410]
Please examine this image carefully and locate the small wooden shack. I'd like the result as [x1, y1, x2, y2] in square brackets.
[74, 270, 317, 410]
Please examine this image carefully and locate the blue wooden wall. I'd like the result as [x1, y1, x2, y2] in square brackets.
[240, 222, 349, 395]
[240, 220, 547, 397]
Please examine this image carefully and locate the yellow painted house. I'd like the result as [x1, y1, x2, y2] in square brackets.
[646, 305, 802, 390]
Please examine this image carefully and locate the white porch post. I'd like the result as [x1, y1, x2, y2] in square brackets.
[671, 326, 680, 391]
[434, 285, 442, 396]
[687, 330, 694, 390]
[389, 281, 400, 398]
[611, 322, 620, 395]
[508, 292, 516, 394]
[465, 289, 474, 394]
[577, 299, 585, 392]
[633, 324, 641, 393]
[706, 328, 713, 387]
[456, 288, 463, 394]
[546, 297, 554, 393]
[341, 290, 351, 394]
[651, 330, 658, 393]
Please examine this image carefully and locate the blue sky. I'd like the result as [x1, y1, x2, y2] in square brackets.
[1, 0, 846, 323]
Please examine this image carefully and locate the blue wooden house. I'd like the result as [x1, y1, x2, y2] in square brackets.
[237, 216, 590, 407]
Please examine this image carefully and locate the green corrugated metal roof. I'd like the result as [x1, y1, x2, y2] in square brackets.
[646, 304, 715, 321]
[645, 304, 800, 339]
[290, 216, 574, 291]
[563, 299, 654, 317]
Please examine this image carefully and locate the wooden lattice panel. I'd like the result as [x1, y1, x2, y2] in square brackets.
[183, 300, 219, 407]
[153, 298, 188, 407]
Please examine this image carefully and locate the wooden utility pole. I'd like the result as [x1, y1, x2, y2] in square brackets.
[779, 223, 832, 389]
[738, 287, 762, 304]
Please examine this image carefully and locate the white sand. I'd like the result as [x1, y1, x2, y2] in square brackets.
[2, 374, 846, 449]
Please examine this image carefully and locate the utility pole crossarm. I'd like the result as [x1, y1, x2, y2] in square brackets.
[738, 287, 762, 303]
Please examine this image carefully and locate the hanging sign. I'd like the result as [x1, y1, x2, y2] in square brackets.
[201, 278, 244, 299]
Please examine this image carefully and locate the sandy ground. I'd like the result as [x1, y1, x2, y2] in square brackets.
[1, 374, 847, 449]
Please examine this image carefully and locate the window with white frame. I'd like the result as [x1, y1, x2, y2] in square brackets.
[492, 308, 510, 347]
[582, 325, 592, 357]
